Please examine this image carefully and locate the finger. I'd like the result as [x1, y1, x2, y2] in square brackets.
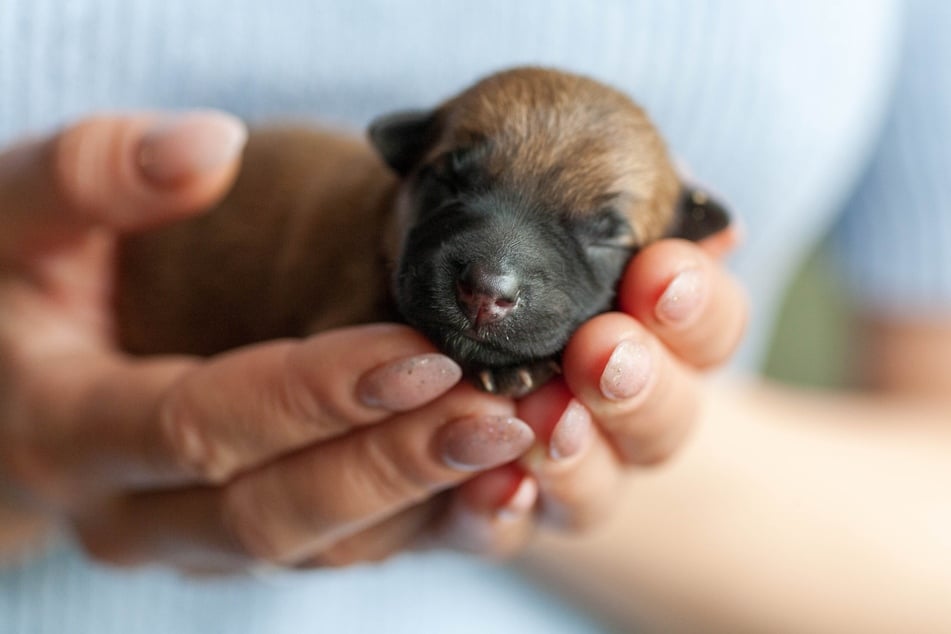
[80, 385, 532, 566]
[0, 111, 246, 260]
[516, 380, 623, 531]
[432, 466, 538, 558]
[299, 502, 440, 569]
[617, 239, 748, 369]
[562, 312, 700, 465]
[53, 325, 463, 491]
[76, 491, 440, 572]
[698, 223, 743, 259]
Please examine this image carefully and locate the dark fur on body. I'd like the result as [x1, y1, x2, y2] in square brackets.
[116, 68, 728, 395]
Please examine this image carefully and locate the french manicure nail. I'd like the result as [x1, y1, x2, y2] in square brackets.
[600, 339, 652, 401]
[549, 399, 592, 461]
[656, 268, 706, 326]
[440, 416, 535, 471]
[496, 477, 538, 522]
[357, 353, 462, 411]
[138, 111, 248, 186]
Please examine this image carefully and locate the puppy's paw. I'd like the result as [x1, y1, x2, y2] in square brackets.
[471, 360, 561, 397]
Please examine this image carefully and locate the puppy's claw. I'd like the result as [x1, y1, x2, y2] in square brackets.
[470, 361, 558, 396]
[479, 370, 497, 393]
[517, 368, 534, 391]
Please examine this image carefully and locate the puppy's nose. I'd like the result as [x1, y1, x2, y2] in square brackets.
[456, 262, 520, 328]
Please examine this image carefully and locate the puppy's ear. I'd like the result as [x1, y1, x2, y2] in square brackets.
[368, 110, 439, 176]
[667, 186, 731, 241]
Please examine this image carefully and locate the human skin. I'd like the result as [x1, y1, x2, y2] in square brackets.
[0, 111, 747, 570]
[521, 322, 951, 633]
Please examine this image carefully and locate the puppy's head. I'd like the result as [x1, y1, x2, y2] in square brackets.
[369, 68, 727, 392]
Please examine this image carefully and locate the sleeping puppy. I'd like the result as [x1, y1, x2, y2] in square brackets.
[116, 67, 728, 396]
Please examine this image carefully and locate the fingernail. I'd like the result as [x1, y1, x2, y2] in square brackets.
[600, 339, 652, 401]
[357, 353, 462, 411]
[440, 416, 535, 471]
[656, 268, 706, 326]
[496, 477, 538, 522]
[138, 111, 247, 186]
[549, 399, 592, 461]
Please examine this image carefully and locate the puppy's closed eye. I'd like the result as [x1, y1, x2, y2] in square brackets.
[575, 209, 636, 250]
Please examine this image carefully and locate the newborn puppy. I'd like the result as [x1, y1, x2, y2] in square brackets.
[116, 67, 728, 396]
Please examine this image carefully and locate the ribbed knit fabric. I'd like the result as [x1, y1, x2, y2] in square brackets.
[832, 0, 951, 317]
[0, 1, 946, 633]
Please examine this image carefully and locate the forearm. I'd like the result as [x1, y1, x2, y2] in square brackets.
[520, 379, 951, 633]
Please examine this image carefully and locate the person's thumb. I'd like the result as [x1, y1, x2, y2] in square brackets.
[0, 111, 246, 259]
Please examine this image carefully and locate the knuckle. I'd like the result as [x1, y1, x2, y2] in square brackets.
[280, 347, 350, 435]
[157, 390, 236, 484]
[52, 116, 130, 221]
[219, 484, 289, 564]
[349, 432, 436, 507]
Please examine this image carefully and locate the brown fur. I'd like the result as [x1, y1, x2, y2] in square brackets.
[429, 69, 679, 243]
[117, 128, 398, 354]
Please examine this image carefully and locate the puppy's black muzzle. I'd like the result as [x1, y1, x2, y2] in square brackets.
[394, 200, 614, 371]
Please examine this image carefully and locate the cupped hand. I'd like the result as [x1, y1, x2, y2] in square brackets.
[0, 113, 536, 573]
[437, 228, 748, 555]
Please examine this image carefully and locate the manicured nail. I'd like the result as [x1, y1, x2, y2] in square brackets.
[600, 339, 652, 401]
[496, 477, 538, 522]
[549, 399, 592, 461]
[357, 353, 462, 411]
[439, 416, 535, 471]
[656, 268, 706, 326]
[138, 111, 247, 185]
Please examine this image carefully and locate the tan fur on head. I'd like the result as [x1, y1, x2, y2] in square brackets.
[432, 68, 680, 244]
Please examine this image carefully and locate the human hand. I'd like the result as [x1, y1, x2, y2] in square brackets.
[0, 113, 536, 572]
[433, 229, 748, 555]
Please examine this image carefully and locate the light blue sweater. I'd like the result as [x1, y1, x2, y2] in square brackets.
[1, 1, 949, 632]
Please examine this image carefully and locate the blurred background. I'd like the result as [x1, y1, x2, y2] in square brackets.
[765, 241, 852, 388]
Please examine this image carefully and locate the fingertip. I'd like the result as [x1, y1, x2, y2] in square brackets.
[562, 312, 650, 405]
[437, 415, 535, 472]
[617, 239, 710, 321]
[52, 111, 247, 231]
[563, 312, 702, 466]
[138, 111, 247, 188]
[356, 353, 462, 412]
[617, 237, 749, 369]
[260, 324, 466, 438]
